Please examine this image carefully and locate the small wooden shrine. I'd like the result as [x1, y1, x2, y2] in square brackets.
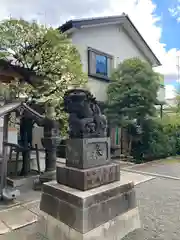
[0, 102, 44, 200]
[0, 60, 59, 201]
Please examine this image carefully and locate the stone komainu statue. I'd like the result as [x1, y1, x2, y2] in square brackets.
[64, 89, 107, 138]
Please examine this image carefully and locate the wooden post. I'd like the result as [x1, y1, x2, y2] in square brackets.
[0, 114, 9, 197]
[160, 104, 163, 119]
[19, 116, 32, 176]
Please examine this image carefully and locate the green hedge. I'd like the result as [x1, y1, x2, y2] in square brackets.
[131, 116, 180, 163]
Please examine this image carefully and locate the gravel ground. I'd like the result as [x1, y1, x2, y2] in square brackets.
[123, 177, 180, 240]
[125, 159, 180, 178]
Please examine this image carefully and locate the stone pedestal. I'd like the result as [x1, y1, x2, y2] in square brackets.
[56, 162, 120, 191]
[40, 180, 140, 239]
[42, 136, 57, 172]
[33, 133, 58, 190]
[40, 135, 140, 239]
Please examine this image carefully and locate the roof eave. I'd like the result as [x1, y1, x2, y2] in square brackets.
[59, 15, 161, 67]
[124, 15, 161, 67]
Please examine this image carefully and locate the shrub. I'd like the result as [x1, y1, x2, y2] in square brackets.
[131, 116, 180, 163]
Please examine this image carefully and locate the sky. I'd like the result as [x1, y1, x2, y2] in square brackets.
[0, 0, 180, 99]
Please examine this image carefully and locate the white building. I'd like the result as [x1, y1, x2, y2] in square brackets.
[60, 14, 164, 103]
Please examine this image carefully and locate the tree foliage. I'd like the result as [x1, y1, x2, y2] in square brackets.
[106, 58, 160, 127]
[0, 19, 87, 133]
[131, 116, 180, 163]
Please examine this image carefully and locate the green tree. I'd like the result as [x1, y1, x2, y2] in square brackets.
[0, 18, 87, 134]
[106, 58, 160, 154]
[106, 58, 160, 126]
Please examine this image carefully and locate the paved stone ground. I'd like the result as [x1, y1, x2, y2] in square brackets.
[0, 185, 41, 235]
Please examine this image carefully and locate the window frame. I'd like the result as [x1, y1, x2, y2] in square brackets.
[87, 47, 113, 82]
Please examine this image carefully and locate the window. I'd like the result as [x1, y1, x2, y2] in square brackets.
[88, 47, 113, 81]
[96, 55, 108, 76]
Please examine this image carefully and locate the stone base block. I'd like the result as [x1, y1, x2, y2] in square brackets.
[41, 207, 140, 240]
[40, 179, 138, 234]
[66, 137, 111, 169]
[56, 162, 120, 191]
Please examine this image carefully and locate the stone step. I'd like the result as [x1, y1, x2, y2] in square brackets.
[7, 173, 40, 188]
[57, 161, 120, 191]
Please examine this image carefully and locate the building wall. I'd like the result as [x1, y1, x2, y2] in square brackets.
[157, 86, 166, 103]
[71, 24, 149, 102]
[70, 24, 165, 152]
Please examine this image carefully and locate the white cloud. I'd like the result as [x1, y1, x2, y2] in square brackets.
[169, 1, 180, 22]
[0, 0, 179, 98]
[0, 0, 111, 26]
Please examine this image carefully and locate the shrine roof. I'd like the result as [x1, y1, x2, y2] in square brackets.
[0, 102, 21, 117]
[0, 101, 44, 119]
